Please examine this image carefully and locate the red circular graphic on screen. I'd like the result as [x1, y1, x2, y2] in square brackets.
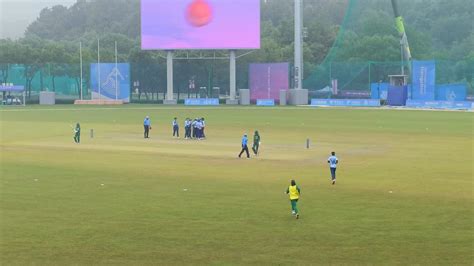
[186, 0, 213, 27]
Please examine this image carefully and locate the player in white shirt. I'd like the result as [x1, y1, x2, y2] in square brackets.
[172, 117, 179, 138]
[327, 151, 339, 185]
[184, 118, 191, 139]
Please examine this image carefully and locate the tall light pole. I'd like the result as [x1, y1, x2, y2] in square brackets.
[115, 41, 118, 100]
[294, 0, 303, 90]
[79, 41, 83, 100]
[97, 38, 101, 100]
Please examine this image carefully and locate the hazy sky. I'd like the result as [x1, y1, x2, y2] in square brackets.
[0, 0, 76, 39]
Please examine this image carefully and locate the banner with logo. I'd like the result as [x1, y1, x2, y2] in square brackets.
[412, 60, 436, 100]
[184, 98, 219, 105]
[90, 63, 130, 102]
[370, 82, 389, 100]
[436, 84, 466, 101]
[310, 99, 380, 107]
[256, 99, 275, 106]
[406, 100, 473, 110]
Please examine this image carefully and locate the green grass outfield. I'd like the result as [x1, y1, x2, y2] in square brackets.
[0, 105, 472, 265]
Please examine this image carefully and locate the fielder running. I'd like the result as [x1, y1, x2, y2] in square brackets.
[285, 179, 301, 219]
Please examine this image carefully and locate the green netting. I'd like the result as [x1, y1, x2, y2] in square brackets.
[303, 0, 474, 97]
[1, 60, 238, 103]
[3, 64, 84, 102]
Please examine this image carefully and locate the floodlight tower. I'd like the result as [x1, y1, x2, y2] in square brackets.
[165, 51, 176, 104]
[294, 0, 303, 90]
[289, 0, 308, 105]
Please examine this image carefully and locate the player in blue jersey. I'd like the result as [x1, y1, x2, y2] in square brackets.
[143, 116, 151, 138]
[238, 134, 250, 158]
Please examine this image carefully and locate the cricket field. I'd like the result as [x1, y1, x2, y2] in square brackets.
[0, 105, 472, 265]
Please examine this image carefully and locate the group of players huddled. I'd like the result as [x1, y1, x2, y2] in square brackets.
[174, 117, 206, 140]
[144, 116, 206, 140]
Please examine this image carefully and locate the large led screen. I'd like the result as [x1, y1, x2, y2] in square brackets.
[141, 0, 260, 50]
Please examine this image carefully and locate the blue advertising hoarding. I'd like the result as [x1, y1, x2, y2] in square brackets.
[436, 84, 466, 101]
[406, 100, 473, 110]
[256, 99, 275, 106]
[0, 85, 24, 92]
[310, 99, 380, 107]
[184, 98, 219, 105]
[370, 82, 389, 100]
[90, 63, 130, 102]
[412, 60, 436, 100]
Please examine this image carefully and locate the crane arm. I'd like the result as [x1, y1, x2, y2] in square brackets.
[391, 0, 412, 68]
